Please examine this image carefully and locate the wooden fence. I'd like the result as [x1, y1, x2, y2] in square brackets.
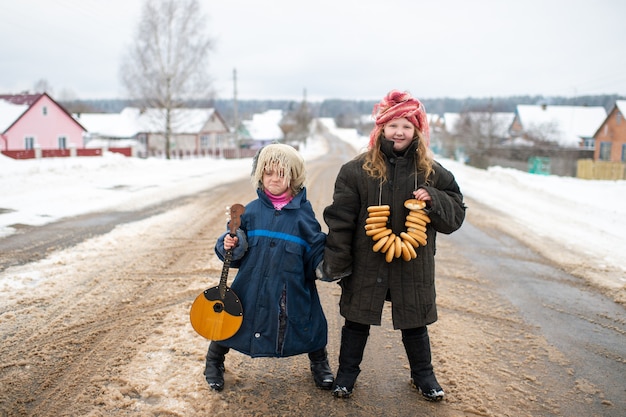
[2, 148, 133, 160]
[577, 159, 626, 180]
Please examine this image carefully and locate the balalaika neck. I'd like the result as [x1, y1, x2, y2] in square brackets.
[219, 248, 233, 299]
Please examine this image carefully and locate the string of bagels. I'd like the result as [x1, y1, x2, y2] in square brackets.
[365, 199, 430, 263]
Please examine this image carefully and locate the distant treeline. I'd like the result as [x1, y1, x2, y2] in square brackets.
[64, 94, 624, 127]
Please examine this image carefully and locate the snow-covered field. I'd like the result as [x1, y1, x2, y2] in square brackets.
[1, 121, 624, 300]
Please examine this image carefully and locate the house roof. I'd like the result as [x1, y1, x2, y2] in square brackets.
[242, 109, 284, 141]
[76, 110, 141, 138]
[0, 94, 43, 106]
[0, 101, 29, 132]
[515, 104, 606, 147]
[76, 107, 227, 138]
[127, 107, 223, 133]
[0, 93, 86, 133]
[592, 100, 626, 138]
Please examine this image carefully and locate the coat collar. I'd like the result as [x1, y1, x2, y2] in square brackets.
[380, 138, 418, 160]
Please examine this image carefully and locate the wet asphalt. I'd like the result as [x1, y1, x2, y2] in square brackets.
[447, 211, 626, 415]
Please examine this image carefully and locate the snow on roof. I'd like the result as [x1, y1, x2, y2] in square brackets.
[0, 100, 28, 132]
[76, 110, 140, 138]
[615, 100, 626, 115]
[515, 104, 606, 147]
[443, 113, 460, 134]
[126, 107, 218, 133]
[242, 109, 284, 140]
[76, 107, 220, 138]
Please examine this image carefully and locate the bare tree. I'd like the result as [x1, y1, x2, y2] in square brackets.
[523, 121, 561, 147]
[33, 79, 54, 95]
[120, 0, 214, 159]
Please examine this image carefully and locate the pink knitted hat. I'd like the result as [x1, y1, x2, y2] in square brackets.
[369, 90, 430, 148]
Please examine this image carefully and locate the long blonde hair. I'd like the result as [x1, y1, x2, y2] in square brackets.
[362, 130, 434, 184]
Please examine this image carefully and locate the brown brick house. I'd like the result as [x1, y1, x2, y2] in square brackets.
[593, 100, 626, 162]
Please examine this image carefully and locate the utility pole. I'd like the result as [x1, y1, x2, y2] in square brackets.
[233, 68, 240, 158]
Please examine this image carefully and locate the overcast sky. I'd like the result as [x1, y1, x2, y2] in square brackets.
[1, 0, 625, 102]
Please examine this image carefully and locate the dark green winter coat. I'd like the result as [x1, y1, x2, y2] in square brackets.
[323, 139, 465, 329]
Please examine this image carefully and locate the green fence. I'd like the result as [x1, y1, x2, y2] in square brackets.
[528, 156, 551, 175]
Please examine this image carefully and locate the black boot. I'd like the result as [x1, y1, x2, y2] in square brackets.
[332, 323, 369, 398]
[402, 327, 444, 402]
[308, 348, 334, 390]
[204, 342, 230, 391]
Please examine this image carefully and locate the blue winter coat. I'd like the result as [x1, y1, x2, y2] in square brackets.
[215, 188, 328, 357]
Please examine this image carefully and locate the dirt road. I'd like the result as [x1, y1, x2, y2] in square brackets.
[0, 137, 623, 417]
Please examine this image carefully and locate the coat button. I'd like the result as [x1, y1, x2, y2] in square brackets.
[254, 332, 261, 338]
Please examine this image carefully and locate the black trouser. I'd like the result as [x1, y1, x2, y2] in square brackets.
[335, 320, 430, 389]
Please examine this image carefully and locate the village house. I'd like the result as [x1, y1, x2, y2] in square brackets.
[438, 111, 515, 161]
[76, 107, 230, 158]
[239, 109, 285, 149]
[593, 100, 626, 162]
[509, 104, 607, 149]
[0, 93, 87, 158]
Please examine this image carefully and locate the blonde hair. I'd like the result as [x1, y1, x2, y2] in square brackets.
[251, 144, 306, 196]
[362, 130, 434, 184]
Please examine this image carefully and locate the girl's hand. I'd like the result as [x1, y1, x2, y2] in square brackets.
[412, 188, 431, 202]
[224, 234, 238, 250]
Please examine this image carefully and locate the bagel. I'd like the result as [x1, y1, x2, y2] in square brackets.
[372, 235, 389, 252]
[407, 227, 427, 236]
[366, 216, 388, 224]
[406, 215, 427, 226]
[372, 228, 393, 241]
[401, 241, 411, 261]
[407, 228, 427, 239]
[400, 232, 419, 248]
[405, 221, 427, 230]
[407, 230, 427, 246]
[409, 211, 431, 223]
[385, 243, 395, 262]
[404, 240, 418, 258]
[367, 205, 390, 213]
[394, 236, 402, 258]
[381, 233, 396, 253]
[365, 222, 387, 230]
[366, 227, 388, 237]
[406, 222, 427, 233]
[404, 199, 426, 210]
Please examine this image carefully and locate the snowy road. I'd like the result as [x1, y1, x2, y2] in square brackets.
[0, 135, 624, 416]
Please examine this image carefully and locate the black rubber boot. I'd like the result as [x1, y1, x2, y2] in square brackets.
[402, 327, 444, 402]
[308, 348, 334, 390]
[204, 342, 230, 391]
[332, 324, 369, 398]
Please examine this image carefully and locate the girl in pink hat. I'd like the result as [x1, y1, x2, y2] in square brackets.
[322, 90, 466, 401]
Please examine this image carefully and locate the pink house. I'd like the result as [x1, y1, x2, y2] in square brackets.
[0, 93, 86, 154]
